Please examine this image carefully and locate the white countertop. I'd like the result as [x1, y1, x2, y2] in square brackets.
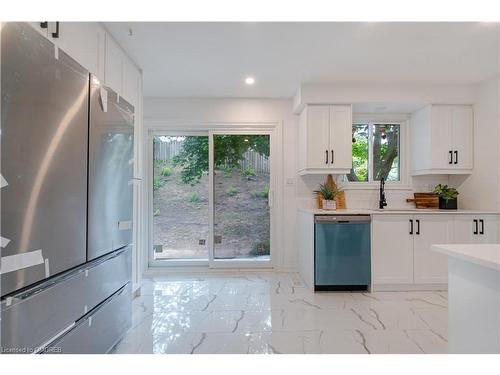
[432, 244, 500, 272]
[298, 208, 500, 215]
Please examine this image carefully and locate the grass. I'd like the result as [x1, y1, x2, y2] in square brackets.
[161, 166, 172, 177]
[226, 186, 238, 196]
[153, 208, 160, 216]
[243, 168, 256, 177]
[190, 192, 200, 203]
[250, 186, 269, 199]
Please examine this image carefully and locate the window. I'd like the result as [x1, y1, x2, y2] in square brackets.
[346, 122, 401, 183]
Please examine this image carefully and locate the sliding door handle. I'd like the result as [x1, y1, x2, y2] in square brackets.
[473, 219, 478, 235]
[454, 151, 458, 165]
[479, 219, 484, 235]
[325, 150, 328, 164]
[331, 150, 334, 164]
[409, 219, 414, 235]
[449, 151, 453, 164]
[416, 219, 420, 235]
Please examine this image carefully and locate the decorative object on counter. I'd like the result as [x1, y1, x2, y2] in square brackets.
[406, 192, 439, 209]
[314, 177, 343, 210]
[315, 175, 346, 209]
[433, 184, 459, 209]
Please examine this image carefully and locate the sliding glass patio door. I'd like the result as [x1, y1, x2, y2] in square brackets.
[209, 132, 272, 267]
[150, 129, 273, 268]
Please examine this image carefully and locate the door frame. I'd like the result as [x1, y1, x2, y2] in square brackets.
[145, 120, 283, 270]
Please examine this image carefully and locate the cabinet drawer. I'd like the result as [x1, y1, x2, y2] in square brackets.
[50, 283, 132, 354]
[1, 247, 131, 351]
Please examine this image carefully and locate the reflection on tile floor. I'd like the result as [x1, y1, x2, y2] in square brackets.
[112, 273, 448, 354]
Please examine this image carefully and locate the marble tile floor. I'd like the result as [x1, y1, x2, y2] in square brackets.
[112, 273, 448, 354]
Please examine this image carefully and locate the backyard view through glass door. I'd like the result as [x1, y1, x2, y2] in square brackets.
[212, 134, 271, 261]
[152, 135, 209, 260]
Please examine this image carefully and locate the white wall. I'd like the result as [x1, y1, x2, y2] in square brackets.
[144, 80, 498, 272]
[450, 76, 500, 210]
[144, 98, 299, 270]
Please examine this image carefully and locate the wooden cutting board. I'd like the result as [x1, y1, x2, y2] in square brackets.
[317, 175, 346, 209]
[406, 192, 439, 209]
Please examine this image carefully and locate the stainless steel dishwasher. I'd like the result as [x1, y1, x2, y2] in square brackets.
[314, 215, 371, 291]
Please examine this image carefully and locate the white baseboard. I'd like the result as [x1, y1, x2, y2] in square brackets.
[372, 283, 448, 292]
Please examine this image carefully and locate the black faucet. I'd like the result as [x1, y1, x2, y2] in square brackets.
[379, 177, 387, 209]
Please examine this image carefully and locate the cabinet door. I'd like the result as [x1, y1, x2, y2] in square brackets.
[476, 215, 499, 244]
[55, 22, 106, 79]
[372, 215, 414, 285]
[453, 215, 477, 244]
[413, 215, 452, 284]
[105, 33, 124, 95]
[451, 106, 473, 169]
[329, 105, 352, 170]
[122, 58, 141, 107]
[430, 106, 453, 169]
[306, 105, 330, 169]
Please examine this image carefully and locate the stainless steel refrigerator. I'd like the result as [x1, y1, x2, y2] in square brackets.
[1, 22, 133, 354]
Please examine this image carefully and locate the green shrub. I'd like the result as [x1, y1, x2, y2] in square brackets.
[153, 176, 163, 191]
[221, 166, 233, 178]
[190, 192, 200, 203]
[160, 166, 172, 177]
[249, 239, 270, 256]
[153, 208, 160, 216]
[250, 186, 269, 199]
[243, 168, 256, 177]
[226, 186, 238, 196]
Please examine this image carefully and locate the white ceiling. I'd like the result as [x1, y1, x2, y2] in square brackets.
[104, 22, 499, 98]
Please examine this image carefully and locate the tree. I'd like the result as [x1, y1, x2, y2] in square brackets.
[171, 135, 269, 184]
[347, 124, 399, 182]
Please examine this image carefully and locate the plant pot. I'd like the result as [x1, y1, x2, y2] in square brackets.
[439, 197, 457, 210]
[322, 199, 337, 210]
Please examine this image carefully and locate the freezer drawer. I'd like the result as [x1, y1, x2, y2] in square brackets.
[1, 247, 131, 352]
[87, 75, 134, 260]
[1, 22, 89, 296]
[47, 283, 132, 354]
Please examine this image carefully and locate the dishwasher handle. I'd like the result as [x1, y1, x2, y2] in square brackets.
[315, 215, 371, 224]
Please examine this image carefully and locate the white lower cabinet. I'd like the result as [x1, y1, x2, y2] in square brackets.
[413, 215, 452, 284]
[372, 215, 414, 285]
[372, 213, 498, 290]
[453, 215, 498, 244]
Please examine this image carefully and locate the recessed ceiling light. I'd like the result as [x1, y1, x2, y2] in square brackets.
[245, 77, 255, 85]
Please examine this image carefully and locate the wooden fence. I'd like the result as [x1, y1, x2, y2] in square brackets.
[154, 139, 270, 174]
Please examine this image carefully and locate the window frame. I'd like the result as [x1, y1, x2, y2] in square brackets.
[342, 113, 410, 190]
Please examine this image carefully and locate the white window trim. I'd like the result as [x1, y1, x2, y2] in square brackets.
[340, 113, 411, 191]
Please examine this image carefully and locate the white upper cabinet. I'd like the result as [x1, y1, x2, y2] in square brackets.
[410, 105, 473, 175]
[104, 33, 124, 96]
[55, 23, 106, 80]
[298, 104, 352, 175]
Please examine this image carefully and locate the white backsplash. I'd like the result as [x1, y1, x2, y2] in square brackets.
[297, 174, 451, 210]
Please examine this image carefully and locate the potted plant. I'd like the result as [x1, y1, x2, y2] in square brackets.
[433, 184, 459, 210]
[314, 183, 342, 210]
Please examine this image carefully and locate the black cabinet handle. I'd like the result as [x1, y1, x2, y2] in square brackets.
[416, 219, 420, 235]
[449, 151, 453, 164]
[454, 150, 458, 165]
[480, 219, 484, 235]
[331, 150, 334, 164]
[40, 22, 48, 29]
[325, 150, 328, 164]
[51, 22, 60, 38]
[473, 219, 478, 235]
[409, 219, 414, 235]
